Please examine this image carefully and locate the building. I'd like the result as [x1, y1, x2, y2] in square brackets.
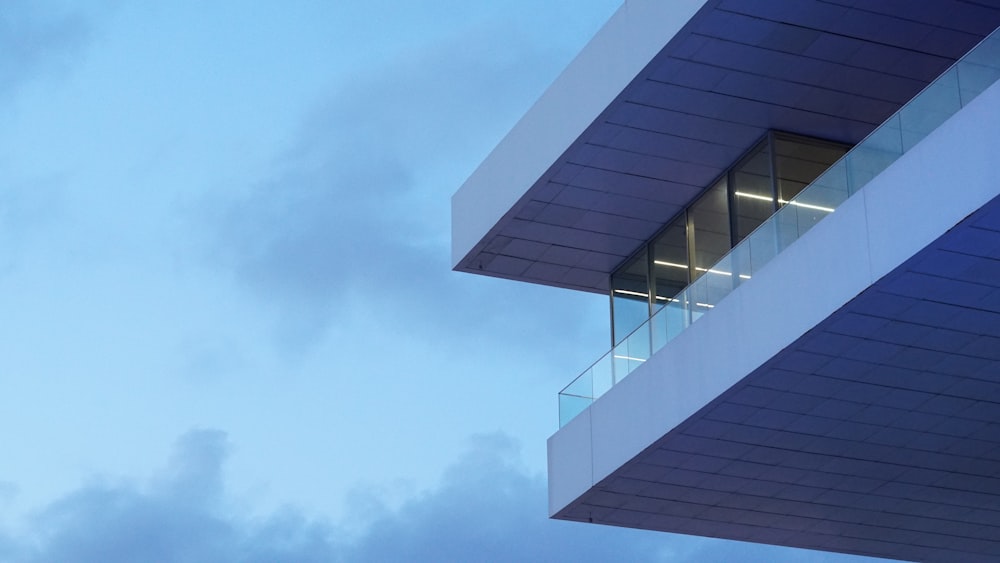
[451, 1, 1000, 561]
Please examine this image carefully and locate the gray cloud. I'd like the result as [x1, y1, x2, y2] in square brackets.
[0, 3, 92, 270]
[207, 16, 598, 351]
[12, 429, 335, 563]
[340, 433, 673, 562]
[0, 2, 92, 96]
[0, 429, 887, 563]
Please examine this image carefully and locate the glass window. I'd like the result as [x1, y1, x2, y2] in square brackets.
[775, 136, 849, 204]
[611, 248, 649, 345]
[688, 178, 730, 282]
[652, 214, 689, 307]
[607, 131, 850, 347]
[731, 140, 775, 243]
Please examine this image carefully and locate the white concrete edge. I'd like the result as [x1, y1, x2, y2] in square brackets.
[547, 79, 1000, 516]
[451, 0, 710, 269]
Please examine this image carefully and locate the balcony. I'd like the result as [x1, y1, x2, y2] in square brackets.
[559, 28, 1000, 427]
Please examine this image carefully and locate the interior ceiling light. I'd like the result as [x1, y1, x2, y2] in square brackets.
[613, 289, 648, 298]
[656, 260, 750, 280]
[734, 191, 836, 213]
[734, 191, 774, 202]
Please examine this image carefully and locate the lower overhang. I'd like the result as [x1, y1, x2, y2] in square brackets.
[547, 75, 1000, 561]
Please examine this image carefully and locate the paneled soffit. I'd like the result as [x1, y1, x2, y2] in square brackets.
[453, 0, 1000, 294]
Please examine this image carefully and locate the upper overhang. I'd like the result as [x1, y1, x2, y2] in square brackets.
[452, 0, 1000, 293]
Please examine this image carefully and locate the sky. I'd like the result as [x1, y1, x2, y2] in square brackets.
[0, 2, 891, 561]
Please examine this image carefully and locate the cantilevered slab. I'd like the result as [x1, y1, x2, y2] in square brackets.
[453, 0, 1000, 293]
[547, 66, 1000, 562]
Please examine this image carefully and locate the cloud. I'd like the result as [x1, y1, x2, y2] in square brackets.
[18, 430, 232, 563]
[206, 15, 598, 351]
[9, 429, 340, 563]
[0, 3, 93, 270]
[0, 2, 92, 96]
[340, 433, 673, 562]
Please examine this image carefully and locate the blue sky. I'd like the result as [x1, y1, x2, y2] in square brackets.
[0, 2, 889, 561]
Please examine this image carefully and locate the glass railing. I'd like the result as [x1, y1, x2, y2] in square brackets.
[558, 27, 1000, 428]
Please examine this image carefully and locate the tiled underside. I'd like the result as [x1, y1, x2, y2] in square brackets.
[554, 196, 1000, 562]
[457, 0, 1000, 293]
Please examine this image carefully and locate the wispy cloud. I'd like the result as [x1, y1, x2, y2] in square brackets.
[0, 2, 92, 97]
[0, 3, 93, 270]
[207, 19, 606, 353]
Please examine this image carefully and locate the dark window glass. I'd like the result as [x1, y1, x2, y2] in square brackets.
[688, 178, 730, 282]
[731, 140, 774, 243]
[652, 214, 688, 306]
[611, 248, 648, 344]
[775, 136, 849, 203]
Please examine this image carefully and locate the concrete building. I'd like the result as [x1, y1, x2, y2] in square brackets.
[452, 1, 1000, 560]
